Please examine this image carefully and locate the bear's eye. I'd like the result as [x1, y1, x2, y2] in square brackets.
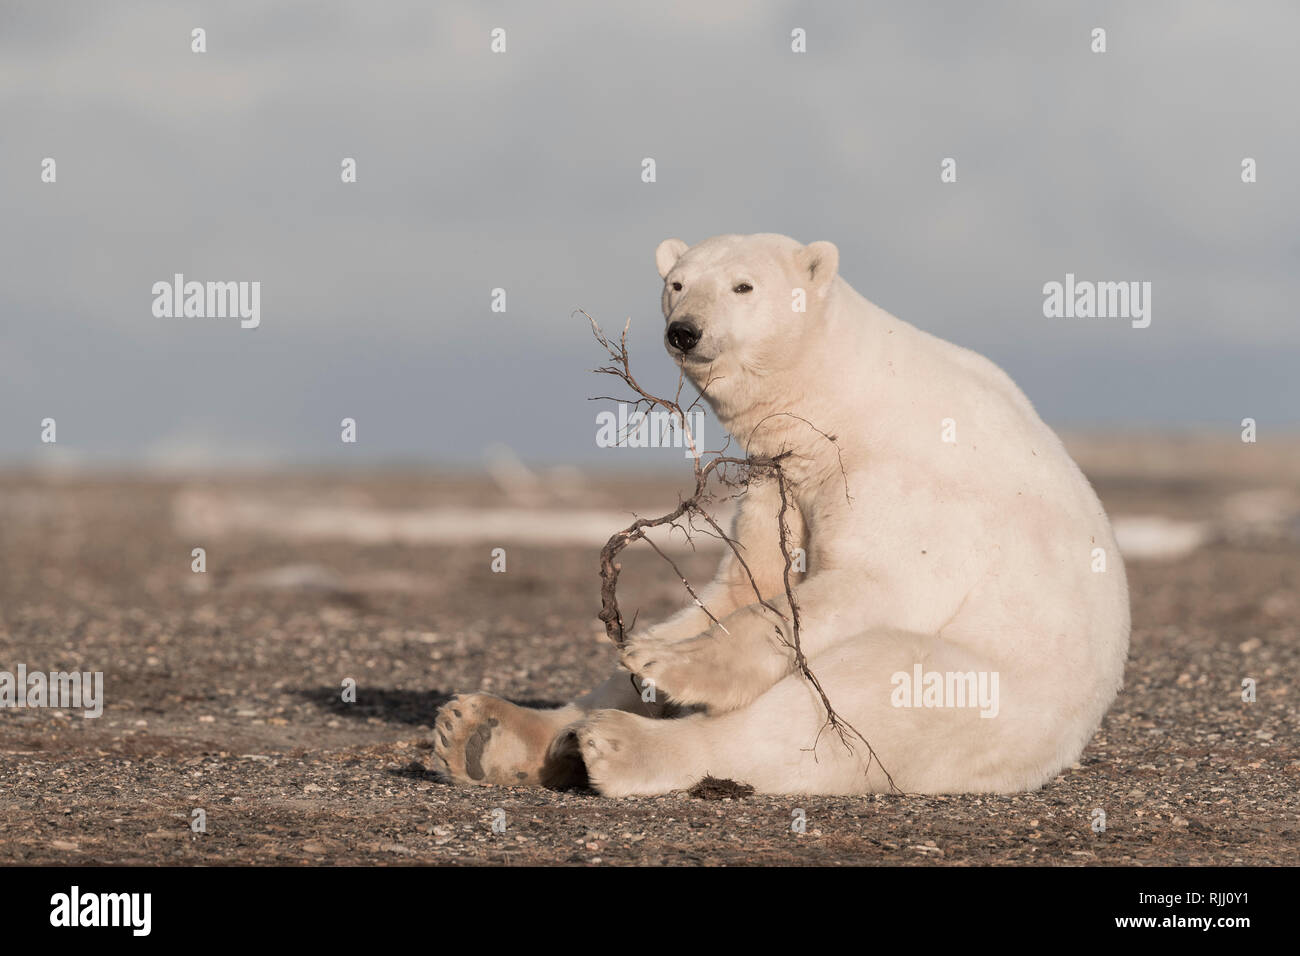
[671, 282, 682, 292]
[733, 283, 753, 294]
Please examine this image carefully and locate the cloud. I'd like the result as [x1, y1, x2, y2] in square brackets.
[2, 0, 1297, 465]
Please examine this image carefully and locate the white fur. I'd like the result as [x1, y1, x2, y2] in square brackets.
[435, 233, 1130, 797]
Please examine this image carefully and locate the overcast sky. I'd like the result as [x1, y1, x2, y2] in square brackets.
[3, 0, 1297, 469]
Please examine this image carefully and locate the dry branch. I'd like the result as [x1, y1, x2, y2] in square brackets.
[579, 310, 899, 793]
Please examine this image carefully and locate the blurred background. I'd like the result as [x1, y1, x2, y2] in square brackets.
[1, 0, 1298, 865]
[2, 0, 1298, 472]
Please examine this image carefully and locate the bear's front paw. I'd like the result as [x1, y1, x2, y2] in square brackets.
[621, 634, 757, 713]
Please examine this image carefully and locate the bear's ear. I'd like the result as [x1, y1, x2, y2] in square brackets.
[655, 238, 689, 279]
[798, 240, 839, 286]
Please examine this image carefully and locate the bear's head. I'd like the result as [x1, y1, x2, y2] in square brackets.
[654, 234, 840, 407]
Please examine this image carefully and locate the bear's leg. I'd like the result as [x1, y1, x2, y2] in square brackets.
[620, 566, 875, 714]
[433, 669, 668, 787]
[432, 479, 799, 787]
[549, 668, 879, 798]
[558, 632, 1037, 796]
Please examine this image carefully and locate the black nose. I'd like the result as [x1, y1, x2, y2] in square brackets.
[666, 320, 701, 353]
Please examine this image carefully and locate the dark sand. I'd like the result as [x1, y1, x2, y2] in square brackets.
[1, 435, 1296, 865]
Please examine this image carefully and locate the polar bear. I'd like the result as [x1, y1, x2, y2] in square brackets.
[433, 233, 1130, 796]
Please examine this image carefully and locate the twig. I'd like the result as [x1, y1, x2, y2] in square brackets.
[581, 310, 899, 793]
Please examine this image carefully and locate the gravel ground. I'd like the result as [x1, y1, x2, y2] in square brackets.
[1, 437, 1297, 866]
